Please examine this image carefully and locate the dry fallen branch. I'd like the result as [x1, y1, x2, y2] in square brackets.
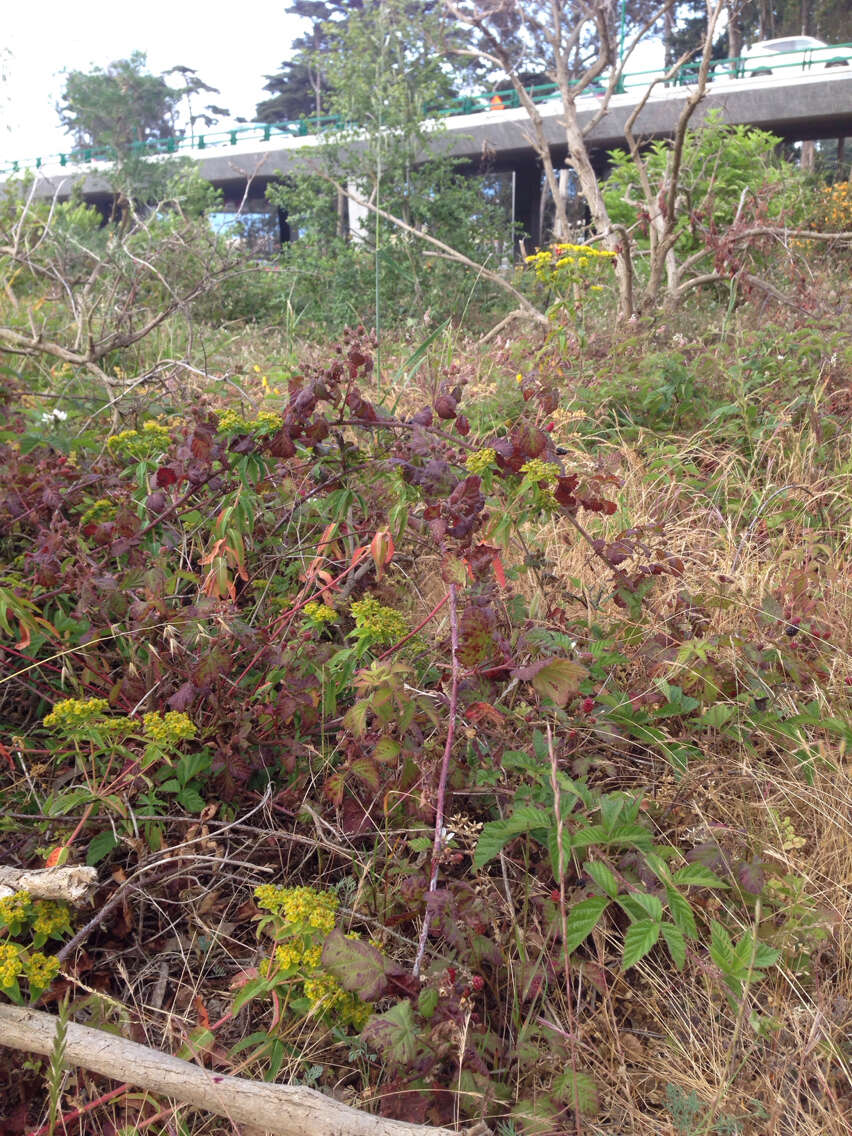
[0, 864, 97, 905]
[0, 1004, 490, 1136]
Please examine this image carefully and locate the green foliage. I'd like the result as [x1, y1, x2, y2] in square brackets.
[58, 51, 180, 153]
[604, 115, 809, 256]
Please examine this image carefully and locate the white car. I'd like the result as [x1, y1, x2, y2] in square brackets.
[714, 35, 852, 80]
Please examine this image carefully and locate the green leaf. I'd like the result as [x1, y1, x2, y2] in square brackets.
[674, 863, 728, 888]
[473, 807, 551, 869]
[709, 920, 735, 971]
[321, 928, 402, 1001]
[361, 999, 419, 1065]
[418, 987, 439, 1019]
[177, 787, 205, 813]
[693, 703, 737, 730]
[516, 657, 588, 706]
[552, 1069, 600, 1115]
[621, 891, 662, 921]
[661, 922, 687, 970]
[349, 756, 380, 792]
[752, 942, 781, 970]
[583, 860, 618, 899]
[562, 896, 610, 954]
[86, 830, 118, 866]
[621, 918, 661, 970]
[665, 886, 697, 939]
[343, 699, 369, 738]
[373, 737, 401, 764]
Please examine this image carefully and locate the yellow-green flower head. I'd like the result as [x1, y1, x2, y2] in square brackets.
[303, 601, 338, 625]
[520, 459, 560, 484]
[80, 498, 115, 526]
[107, 422, 171, 460]
[349, 597, 408, 645]
[465, 448, 496, 476]
[24, 951, 60, 989]
[0, 892, 32, 935]
[0, 942, 24, 988]
[43, 698, 109, 731]
[31, 901, 71, 938]
[217, 409, 282, 435]
[254, 885, 339, 934]
[142, 711, 197, 744]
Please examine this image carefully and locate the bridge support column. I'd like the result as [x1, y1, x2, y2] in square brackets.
[513, 162, 542, 253]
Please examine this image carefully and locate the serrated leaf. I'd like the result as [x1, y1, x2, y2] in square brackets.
[709, 920, 735, 970]
[418, 987, 439, 1019]
[621, 918, 661, 970]
[373, 737, 401, 764]
[674, 863, 728, 888]
[343, 699, 370, 738]
[361, 999, 418, 1065]
[583, 860, 618, 899]
[552, 1069, 600, 1115]
[562, 896, 610, 953]
[473, 807, 551, 869]
[661, 922, 686, 970]
[665, 886, 697, 939]
[350, 756, 380, 792]
[752, 942, 781, 970]
[621, 891, 663, 921]
[177, 787, 205, 813]
[321, 928, 402, 1001]
[86, 830, 118, 866]
[515, 657, 588, 706]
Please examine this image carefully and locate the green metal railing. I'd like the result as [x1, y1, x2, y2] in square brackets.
[2, 44, 849, 179]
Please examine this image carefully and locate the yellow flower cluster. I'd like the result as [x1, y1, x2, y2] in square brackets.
[142, 711, 197, 744]
[303, 970, 372, 1029]
[350, 597, 408, 646]
[255, 885, 339, 934]
[79, 498, 115, 526]
[811, 181, 852, 232]
[31, 901, 71, 939]
[525, 242, 615, 291]
[216, 409, 282, 435]
[465, 448, 497, 476]
[25, 951, 60, 989]
[43, 698, 109, 731]
[107, 421, 172, 460]
[254, 365, 283, 396]
[303, 601, 338, 625]
[0, 892, 32, 930]
[0, 942, 23, 988]
[519, 459, 560, 484]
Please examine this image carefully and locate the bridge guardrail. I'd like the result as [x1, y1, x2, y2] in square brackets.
[2, 45, 850, 178]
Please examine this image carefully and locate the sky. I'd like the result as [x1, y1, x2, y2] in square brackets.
[0, 0, 304, 164]
[1, 2, 665, 167]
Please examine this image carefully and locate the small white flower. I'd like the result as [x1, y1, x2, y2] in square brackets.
[41, 408, 68, 425]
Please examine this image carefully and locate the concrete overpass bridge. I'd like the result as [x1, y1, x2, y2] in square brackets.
[4, 64, 851, 245]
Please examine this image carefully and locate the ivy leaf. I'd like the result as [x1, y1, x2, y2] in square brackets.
[562, 895, 610, 954]
[621, 918, 661, 970]
[514, 657, 588, 706]
[322, 929, 403, 1001]
[361, 999, 419, 1065]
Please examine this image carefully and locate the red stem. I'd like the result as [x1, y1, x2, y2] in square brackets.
[377, 592, 449, 661]
[27, 1081, 131, 1136]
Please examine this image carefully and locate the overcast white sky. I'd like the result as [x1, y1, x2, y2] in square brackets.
[0, 0, 304, 163]
[1, 2, 665, 166]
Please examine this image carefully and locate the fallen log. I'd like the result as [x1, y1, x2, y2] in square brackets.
[0, 865, 97, 904]
[0, 1004, 488, 1136]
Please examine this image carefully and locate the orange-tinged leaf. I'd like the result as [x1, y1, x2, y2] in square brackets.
[370, 528, 395, 582]
[492, 554, 507, 588]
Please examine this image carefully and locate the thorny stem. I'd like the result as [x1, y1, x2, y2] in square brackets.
[412, 581, 460, 978]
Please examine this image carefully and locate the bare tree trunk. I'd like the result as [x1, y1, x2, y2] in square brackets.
[0, 1005, 487, 1136]
[800, 139, 816, 171]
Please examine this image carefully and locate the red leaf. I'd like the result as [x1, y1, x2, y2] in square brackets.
[156, 465, 177, 487]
